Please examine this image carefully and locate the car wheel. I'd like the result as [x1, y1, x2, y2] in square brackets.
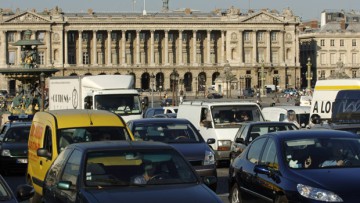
[27, 178, 42, 203]
[230, 183, 242, 203]
[275, 195, 288, 203]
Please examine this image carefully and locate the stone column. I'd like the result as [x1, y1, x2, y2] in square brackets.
[178, 30, 183, 65]
[266, 30, 271, 64]
[164, 30, 169, 65]
[136, 30, 140, 65]
[192, 30, 197, 65]
[92, 30, 97, 65]
[17, 31, 21, 65]
[252, 30, 257, 65]
[64, 30, 69, 66]
[295, 30, 299, 67]
[150, 30, 155, 66]
[78, 30, 83, 66]
[221, 30, 225, 64]
[46, 30, 52, 66]
[207, 30, 211, 64]
[280, 31, 285, 64]
[0, 31, 7, 67]
[121, 30, 126, 65]
[238, 30, 243, 64]
[107, 30, 112, 66]
[58, 30, 64, 66]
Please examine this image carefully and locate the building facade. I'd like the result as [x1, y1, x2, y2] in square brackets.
[300, 10, 360, 85]
[0, 6, 301, 95]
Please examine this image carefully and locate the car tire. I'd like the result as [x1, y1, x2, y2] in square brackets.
[275, 195, 288, 203]
[230, 183, 243, 203]
[27, 178, 42, 203]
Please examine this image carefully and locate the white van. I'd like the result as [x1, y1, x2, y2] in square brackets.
[177, 101, 264, 163]
[262, 106, 310, 128]
[310, 79, 360, 123]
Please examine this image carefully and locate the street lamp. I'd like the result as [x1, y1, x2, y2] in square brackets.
[40, 72, 45, 111]
[150, 73, 155, 108]
[159, 74, 163, 100]
[224, 62, 231, 98]
[260, 60, 265, 98]
[306, 57, 312, 90]
[170, 69, 179, 106]
[195, 77, 198, 99]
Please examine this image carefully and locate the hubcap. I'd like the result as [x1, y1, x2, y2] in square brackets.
[231, 187, 239, 203]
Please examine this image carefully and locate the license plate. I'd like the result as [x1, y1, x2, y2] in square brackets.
[17, 159, 28, 164]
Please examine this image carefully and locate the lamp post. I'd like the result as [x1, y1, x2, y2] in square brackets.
[40, 72, 45, 111]
[159, 74, 162, 100]
[260, 60, 265, 98]
[224, 62, 231, 98]
[150, 73, 155, 108]
[195, 77, 198, 99]
[170, 69, 179, 106]
[306, 57, 312, 90]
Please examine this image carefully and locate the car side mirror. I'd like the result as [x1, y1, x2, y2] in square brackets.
[16, 184, 34, 202]
[235, 138, 245, 144]
[207, 138, 215, 144]
[37, 148, 52, 160]
[57, 181, 73, 190]
[254, 165, 271, 176]
[202, 176, 217, 187]
[203, 120, 213, 128]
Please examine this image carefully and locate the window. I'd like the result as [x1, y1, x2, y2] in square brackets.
[111, 32, 117, 41]
[61, 149, 81, 203]
[69, 33, 76, 43]
[37, 32, 45, 42]
[196, 33, 202, 41]
[352, 39, 357, 46]
[45, 148, 72, 187]
[38, 52, 45, 65]
[320, 39, 325, 46]
[330, 53, 336, 65]
[352, 70, 357, 78]
[271, 51, 278, 64]
[340, 39, 344, 46]
[246, 137, 267, 164]
[246, 70, 251, 74]
[183, 33, 188, 42]
[257, 32, 264, 41]
[7, 32, 15, 43]
[140, 33, 146, 42]
[271, 32, 277, 41]
[320, 53, 326, 65]
[340, 53, 345, 63]
[330, 39, 335, 46]
[210, 33, 216, 41]
[83, 52, 89, 64]
[155, 33, 160, 42]
[244, 51, 251, 63]
[169, 33, 174, 42]
[43, 126, 53, 159]
[68, 52, 76, 64]
[320, 70, 325, 79]
[97, 33, 103, 41]
[8, 51, 15, 65]
[82, 33, 89, 41]
[244, 32, 250, 41]
[126, 33, 132, 41]
[352, 53, 357, 64]
[260, 139, 278, 169]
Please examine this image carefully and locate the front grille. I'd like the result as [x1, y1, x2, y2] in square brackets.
[10, 149, 28, 156]
[189, 160, 203, 166]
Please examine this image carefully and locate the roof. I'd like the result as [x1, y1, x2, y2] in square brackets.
[130, 118, 189, 124]
[69, 140, 173, 151]
[266, 129, 358, 140]
[181, 100, 258, 106]
[262, 106, 311, 113]
[243, 121, 299, 126]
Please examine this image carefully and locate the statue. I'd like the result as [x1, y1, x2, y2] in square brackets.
[227, 6, 240, 16]
[21, 47, 37, 69]
[327, 58, 350, 79]
[282, 7, 294, 18]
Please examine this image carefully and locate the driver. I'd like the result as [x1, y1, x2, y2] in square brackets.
[320, 142, 347, 167]
[132, 160, 157, 184]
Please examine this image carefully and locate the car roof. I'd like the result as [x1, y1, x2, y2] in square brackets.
[129, 118, 189, 124]
[68, 140, 173, 151]
[244, 121, 298, 126]
[265, 129, 358, 140]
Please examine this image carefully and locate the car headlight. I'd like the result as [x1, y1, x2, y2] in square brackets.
[1, 149, 11, 157]
[297, 184, 343, 202]
[217, 140, 231, 151]
[204, 150, 215, 165]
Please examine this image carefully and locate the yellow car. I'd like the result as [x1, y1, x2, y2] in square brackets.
[27, 109, 134, 202]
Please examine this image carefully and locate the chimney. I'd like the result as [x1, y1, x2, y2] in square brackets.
[340, 19, 346, 30]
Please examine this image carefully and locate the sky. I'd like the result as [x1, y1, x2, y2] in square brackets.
[1, 0, 358, 21]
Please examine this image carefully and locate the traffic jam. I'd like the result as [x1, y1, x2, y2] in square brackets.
[1, 76, 360, 203]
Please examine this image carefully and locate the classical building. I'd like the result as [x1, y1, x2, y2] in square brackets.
[300, 10, 360, 85]
[0, 6, 301, 95]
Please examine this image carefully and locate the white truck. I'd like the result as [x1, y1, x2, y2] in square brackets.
[49, 75, 142, 122]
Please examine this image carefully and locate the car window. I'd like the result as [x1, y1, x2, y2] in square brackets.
[61, 149, 82, 186]
[44, 126, 53, 159]
[45, 148, 73, 187]
[145, 109, 155, 118]
[259, 138, 279, 170]
[234, 125, 245, 140]
[246, 137, 267, 164]
[3, 126, 30, 143]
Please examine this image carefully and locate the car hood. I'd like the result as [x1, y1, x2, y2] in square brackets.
[169, 143, 207, 161]
[1, 142, 28, 150]
[213, 128, 239, 141]
[84, 184, 221, 203]
[292, 168, 360, 197]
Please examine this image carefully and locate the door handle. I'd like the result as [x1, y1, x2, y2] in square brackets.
[40, 160, 43, 165]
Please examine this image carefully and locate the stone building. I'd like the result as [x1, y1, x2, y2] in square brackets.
[300, 10, 360, 86]
[0, 6, 301, 95]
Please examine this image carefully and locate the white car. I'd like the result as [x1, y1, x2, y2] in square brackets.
[299, 96, 312, 106]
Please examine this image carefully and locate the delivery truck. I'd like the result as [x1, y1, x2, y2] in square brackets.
[49, 75, 142, 122]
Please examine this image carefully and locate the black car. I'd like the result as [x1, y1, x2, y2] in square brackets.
[127, 118, 217, 191]
[0, 117, 32, 175]
[207, 93, 223, 99]
[230, 121, 298, 163]
[0, 174, 34, 203]
[229, 130, 360, 203]
[42, 141, 221, 203]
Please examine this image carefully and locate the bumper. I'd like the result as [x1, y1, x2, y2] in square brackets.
[0, 156, 28, 172]
[193, 164, 217, 178]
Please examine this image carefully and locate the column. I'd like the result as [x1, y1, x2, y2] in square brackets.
[121, 30, 126, 65]
[107, 30, 112, 66]
[150, 30, 155, 66]
[0, 31, 6, 67]
[78, 30, 83, 66]
[252, 30, 257, 64]
[266, 30, 271, 64]
[280, 31, 285, 64]
[221, 30, 225, 64]
[164, 30, 169, 65]
[46, 30, 52, 65]
[17, 31, 21, 65]
[136, 30, 140, 65]
[207, 30, 211, 64]
[58, 30, 64, 66]
[64, 30, 69, 66]
[192, 30, 197, 65]
[178, 30, 183, 65]
[238, 30, 243, 64]
[92, 30, 97, 65]
[295, 30, 300, 67]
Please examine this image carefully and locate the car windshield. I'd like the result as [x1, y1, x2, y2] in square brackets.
[0, 180, 11, 200]
[84, 149, 198, 187]
[57, 127, 131, 153]
[211, 105, 263, 128]
[132, 122, 202, 143]
[284, 137, 360, 169]
[94, 94, 142, 115]
[3, 126, 30, 143]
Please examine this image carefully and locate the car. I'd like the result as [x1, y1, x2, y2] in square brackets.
[143, 106, 178, 118]
[0, 115, 33, 175]
[299, 95, 312, 106]
[0, 174, 34, 203]
[207, 92, 223, 99]
[127, 118, 217, 191]
[283, 88, 298, 96]
[42, 141, 221, 203]
[262, 106, 310, 128]
[152, 113, 177, 118]
[229, 130, 360, 203]
[230, 121, 299, 163]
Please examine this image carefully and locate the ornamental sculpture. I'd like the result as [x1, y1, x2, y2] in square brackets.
[14, 29, 43, 69]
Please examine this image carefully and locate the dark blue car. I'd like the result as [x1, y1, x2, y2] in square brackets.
[229, 130, 360, 203]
